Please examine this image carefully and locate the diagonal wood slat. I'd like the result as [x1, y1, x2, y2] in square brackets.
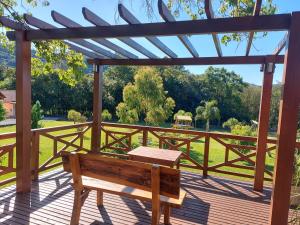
[82, 7, 158, 59]
[118, 3, 177, 58]
[158, 0, 199, 57]
[205, 0, 222, 57]
[273, 32, 288, 55]
[24, 14, 106, 59]
[245, 0, 262, 56]
[51, 11, 136, 59]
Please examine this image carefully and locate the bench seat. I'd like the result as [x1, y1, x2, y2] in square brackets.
[79, 176, 186, 208]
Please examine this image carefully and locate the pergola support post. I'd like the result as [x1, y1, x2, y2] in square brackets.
[269, 12, 300, 225]
[254, 63, 274, 192]
[15, 30, 32, 193]
[91, 64, 103, 152]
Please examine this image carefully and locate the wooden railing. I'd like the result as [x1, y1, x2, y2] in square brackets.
[1, 121, 300, 187]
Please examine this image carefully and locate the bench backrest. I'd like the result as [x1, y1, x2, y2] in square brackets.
[62, 152, 180, 199]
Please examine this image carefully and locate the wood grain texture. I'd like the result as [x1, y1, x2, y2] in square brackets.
[0, 169, 281, 225]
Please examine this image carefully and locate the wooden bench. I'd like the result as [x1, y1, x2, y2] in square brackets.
[61, 152, 186, 225]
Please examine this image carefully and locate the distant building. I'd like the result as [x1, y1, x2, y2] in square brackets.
[0, 90, 16, 118]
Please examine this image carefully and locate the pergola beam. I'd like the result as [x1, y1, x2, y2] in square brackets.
[118, 3, 177, 58]
[158, 0, 198, 57]
[24, 14, 104, 59]
[82, 7, 158, 59]
[245, 0, 262, 56]
[51, 11, 135, 59]
[8, 13, 290, 41]
[205, 0, 222, 57]
[87, 55, 284, 66]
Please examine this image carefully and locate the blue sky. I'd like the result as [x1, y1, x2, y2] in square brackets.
[15, 0, 300, 85]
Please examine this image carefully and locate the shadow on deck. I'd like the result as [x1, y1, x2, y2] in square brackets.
[0, 169, 272, 225]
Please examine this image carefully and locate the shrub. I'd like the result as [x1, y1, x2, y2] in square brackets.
[102, 109, 112, 121]
[223, 118, 240, 130]
[68, 109, 81, 124]
[31, 100, 44, 129]
[0, 101, 6, 121]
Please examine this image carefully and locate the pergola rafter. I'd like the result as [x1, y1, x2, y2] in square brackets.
[158, 0, 199, 57]
[205, 0, 222, 57]
[118, 3, 177, 58]
[82, 7, 158, 59]
[245, 0, 262, 56]
[0, 3, 299, 225]
[51, 10, 138, 59]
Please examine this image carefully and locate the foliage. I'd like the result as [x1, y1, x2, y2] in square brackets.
[141, 0, 276, 45]
[223, 118, 240, 130]
[116, 67, 175, 125]
[201, 67, 247, 122]
[31, 100, 44, 129]
[0, 64, 15, 89]
[116, 102, 139, 124]
[102, 109, 112, 121]
[241, 85, 261, 121]
[0, 1, 86, 86]
[195, 100, 220, 131]
[0, 101, 6, 121]
[67, 109, 81, 124]
[173, 109, 193, 120]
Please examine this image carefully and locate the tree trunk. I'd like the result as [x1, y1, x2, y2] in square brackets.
[206, 119, 210, 131]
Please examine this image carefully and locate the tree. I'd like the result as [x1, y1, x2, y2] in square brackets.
[102, 109, 112, 121]
[201, 66, 247, 122]
[116, 67, 175, 125]
[0, 101, 6, 121]
[67, 109, 81, 124]
[31, 100, 44, 129]
[195, 100, 220, 131]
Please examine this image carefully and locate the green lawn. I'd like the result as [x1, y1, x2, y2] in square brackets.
[0, 120, 275, 185]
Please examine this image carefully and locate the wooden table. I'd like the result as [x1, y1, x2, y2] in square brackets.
[128, 146, 182, 168]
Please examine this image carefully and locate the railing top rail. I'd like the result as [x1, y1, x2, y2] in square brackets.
[0, 132, 16, 139]
[32, 122, 92, 134]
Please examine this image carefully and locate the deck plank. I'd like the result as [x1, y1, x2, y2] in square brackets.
[0, 169, 273, 225]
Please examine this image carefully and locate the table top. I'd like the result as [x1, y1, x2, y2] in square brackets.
[128, 146, 182, 166]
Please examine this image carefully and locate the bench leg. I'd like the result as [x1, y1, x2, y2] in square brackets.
[71, 190, 82, 225]
[164, 205, 171, 225]
[97, 191, 103, 207]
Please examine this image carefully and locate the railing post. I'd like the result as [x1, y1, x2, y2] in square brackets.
[31, 131, 40, 181]
[91, 64, 103, 152]
[254, 62, 274, 192]
[142, 128, 148, 146]
[203, 134, 210, 178]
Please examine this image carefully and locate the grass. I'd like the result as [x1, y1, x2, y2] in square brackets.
[0, 120, 276, 185]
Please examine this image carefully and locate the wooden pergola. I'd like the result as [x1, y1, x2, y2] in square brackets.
[0, 1, 299, 224]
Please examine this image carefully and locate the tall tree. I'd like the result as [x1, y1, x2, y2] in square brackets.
[201, 66, 247, 122]
[195, 100, 220, 131]
[116, 67, 175, 125]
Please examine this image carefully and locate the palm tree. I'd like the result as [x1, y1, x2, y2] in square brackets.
[195, 100, 220, 131]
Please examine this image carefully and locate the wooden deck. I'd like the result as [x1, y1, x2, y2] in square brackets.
[0, 169, 272, 225]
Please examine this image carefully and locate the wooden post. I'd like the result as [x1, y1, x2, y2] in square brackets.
[15, 30, 32, 193]
[254, 63, 274, 192]
[142, 129, 148, 146]
[151, 164, 161, 225]
[203, 134, 210, 178]
[91, 65, 103, 152]
[31, 131, 40, 181]
[269, 12, 300, 225]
